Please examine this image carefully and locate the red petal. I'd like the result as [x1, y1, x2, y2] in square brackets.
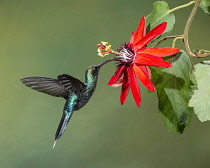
[112, 73, 124, 87]
[127, 65, 141, 107]
[108, 65, 125, 86]
[140, 47, 180, 57]
[129, 32, 135, 49]
[146, 66, 151, 79]
[133, 64, 155, 92]
[135, 53, 172, 68]
[134, 22, 167, 52]
[133, 16, 146, 45]
[120, 69, 130, 105]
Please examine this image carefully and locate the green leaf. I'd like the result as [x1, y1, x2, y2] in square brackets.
[151, 50, 193, 133]
[199, 0, 210, 15]
[189, 61, 210, 122]
[146, 1, 175, 45]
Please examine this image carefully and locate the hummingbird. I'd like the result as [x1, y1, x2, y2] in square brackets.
[20, 58, 117, 148]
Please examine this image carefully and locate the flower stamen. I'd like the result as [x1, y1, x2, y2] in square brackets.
[117, 44, 135, 64]
[97, 41, 122, 57]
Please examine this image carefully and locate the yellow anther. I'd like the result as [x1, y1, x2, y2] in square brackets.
[97, 48, 101, 53]
[105, 45, 111, 51]
[101, 53, 110, 57]
[98, 51, 103, 56]
[98, 52, 110, 57]
[97, 41, 112, 57]
[101, 41, 108, 45]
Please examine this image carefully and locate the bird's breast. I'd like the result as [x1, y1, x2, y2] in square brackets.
[76, 88, 95, 110]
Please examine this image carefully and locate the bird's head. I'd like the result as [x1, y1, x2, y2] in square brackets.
[86, 65, 101, 78]
[86, 58, 118, 77]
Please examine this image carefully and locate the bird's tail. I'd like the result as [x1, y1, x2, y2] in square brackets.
[53, 111, 73, 148]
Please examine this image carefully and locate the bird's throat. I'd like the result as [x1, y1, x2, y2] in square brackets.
[85, 73, 98, 91]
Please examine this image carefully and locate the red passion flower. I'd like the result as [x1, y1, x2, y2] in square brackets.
[98, 17, 180, 107]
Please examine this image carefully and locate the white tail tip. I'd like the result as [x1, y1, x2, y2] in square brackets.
[53, 140, 57, 149]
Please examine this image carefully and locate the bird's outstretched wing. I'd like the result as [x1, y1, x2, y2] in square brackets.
[20, 74, 85, 99]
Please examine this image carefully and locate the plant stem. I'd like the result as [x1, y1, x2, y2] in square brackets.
[183, 0, 210, 58]
[151, 1, 195, 47]
[153, 0, 210, 58]
[150, 1, 195, 28]
[152, 35, 182, 47]
[172, 36, 184, 48]
[169, 1, 195, 13]
[183, 0, 202, 58]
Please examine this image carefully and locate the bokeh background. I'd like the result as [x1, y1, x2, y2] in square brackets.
[1, 0, 210, 167]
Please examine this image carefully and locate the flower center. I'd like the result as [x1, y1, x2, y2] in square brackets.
[118, 44, 135, 64]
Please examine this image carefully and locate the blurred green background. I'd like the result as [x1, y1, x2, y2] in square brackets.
[1, 0, 210, 167]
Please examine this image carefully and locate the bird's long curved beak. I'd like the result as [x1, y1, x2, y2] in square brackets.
[97, 57, 119, 68]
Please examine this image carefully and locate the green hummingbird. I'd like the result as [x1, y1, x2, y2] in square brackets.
[20, 58, 116, 148]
